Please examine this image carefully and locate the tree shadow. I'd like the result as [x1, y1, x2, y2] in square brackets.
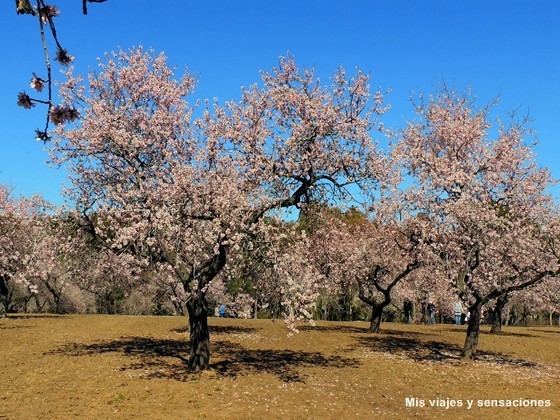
[211, 341, 360, 382]
[381, 328, 430, 338]
[356, 335, 538, 368]
[171, 325, 258, 334]
[45, 336, 360, 383]
[7, 314, 66, 319]
[297, 325, 430, 337]
[0, 323, 32, 330]
[480, 330, 536, 338]
[531, 328, 560, 335]
[298, 324, 367, 334]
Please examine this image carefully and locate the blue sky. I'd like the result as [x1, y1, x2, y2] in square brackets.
[1, 0, 559, 204]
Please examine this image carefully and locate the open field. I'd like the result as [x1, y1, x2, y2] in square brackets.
[1, 315, 559, 419]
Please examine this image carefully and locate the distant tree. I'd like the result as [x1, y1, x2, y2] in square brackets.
[397, 87, 560, 359]
[489, 292, 510, 334]
[307, 202, 431, 333]
[537, 277, 560, 325]
[49, 47, 390, 370]
[0, 185, 50, 315]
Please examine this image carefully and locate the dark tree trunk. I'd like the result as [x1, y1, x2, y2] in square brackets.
[359, 262, 419, 334]
[0, 294, 6, 317]
[175, 242, 226, 372]
[369, 305, 383, 333]
[461, 301, 483, 360]
[419, 300, 428, 324]
[490, 294, 508, 334]
[0, 275, 9, 317]
[172, 300, 185, 317]
[186, 293, 210, 371]
[44, 279, 62, 314]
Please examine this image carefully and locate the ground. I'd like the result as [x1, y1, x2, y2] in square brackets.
[0, 315, 558, 419]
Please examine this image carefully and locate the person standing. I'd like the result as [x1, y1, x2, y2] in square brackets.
[404, 299, 413, 323]
[428, 302, 436, 325]
[453, 300, 463, 325]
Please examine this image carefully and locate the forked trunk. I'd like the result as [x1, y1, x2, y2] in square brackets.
[368, 306, 383, 333]
[461, 301, 483, 360]
[186, 293, 210, 371]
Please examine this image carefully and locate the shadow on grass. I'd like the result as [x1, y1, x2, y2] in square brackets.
[298, 325, 368, 334]
[531, 328, 560, 335]
[171, 325, 258, 334]
[356, 335, 538, 367]
[0, 323, 32, 329]
[297, 325, 430, 337]
[7, 314, 66, 319]
[45, 336, 360, 383]
[480, 330, 536, 338]
[380, 328, 430, 338]
[441, 326, 538, 338]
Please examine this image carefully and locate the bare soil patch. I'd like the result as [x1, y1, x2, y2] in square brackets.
[1, 315, 558, 419]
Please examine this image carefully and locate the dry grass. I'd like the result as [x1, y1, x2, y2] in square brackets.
[1, 314, 559, 419]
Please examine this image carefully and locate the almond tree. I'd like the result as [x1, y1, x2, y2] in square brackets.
[394, 266, 458, 323]
[0, 185, 13, 316]
[0, 185, 49, 315]
[397, 87, 560, 359]
[307, 203, 430, 333]
[536, 277, 560, 325]
[513, 278, 560, 327]
[50, 47, 389, 370]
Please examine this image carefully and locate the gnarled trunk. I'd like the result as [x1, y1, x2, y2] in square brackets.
[368, 305, 383, 333]
[461, 301, 483, 360]
[186, 293, 210, 371]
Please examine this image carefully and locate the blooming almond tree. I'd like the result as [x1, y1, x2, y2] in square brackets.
[536, 277, 560, 325]
[397, 87, 560, 359]
[512, 276, 560, 327]
[50, 47, 389, 370]
[0, 185, 51, 315]
[0, 185, 14, 316]
[307, 202, 431, 333]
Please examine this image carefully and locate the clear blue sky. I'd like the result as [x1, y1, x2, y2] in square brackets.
[1, 0, 559, 204]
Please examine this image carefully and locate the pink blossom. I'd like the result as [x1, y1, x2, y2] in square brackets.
[39, 5, 60, 23]
[30, 73, 45, 92]
[54, 49, 74, 66]
[49, 105, 79, 125]
[17, 92, 34, 109]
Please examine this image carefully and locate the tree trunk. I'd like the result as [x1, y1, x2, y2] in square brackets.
[490, 294, 508, 334]
[368, 305, 383, 333]
[0, 294, 6, 318]
[504, 307, 511, 326]
[186, 293, 210, 371]
[549, 311, 554, 327]
[0, 275, 9, 318]
[419, 301, 427, 323]
[461, 301, 483, 360]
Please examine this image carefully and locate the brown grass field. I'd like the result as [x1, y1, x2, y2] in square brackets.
[1, 314, 559, 419]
